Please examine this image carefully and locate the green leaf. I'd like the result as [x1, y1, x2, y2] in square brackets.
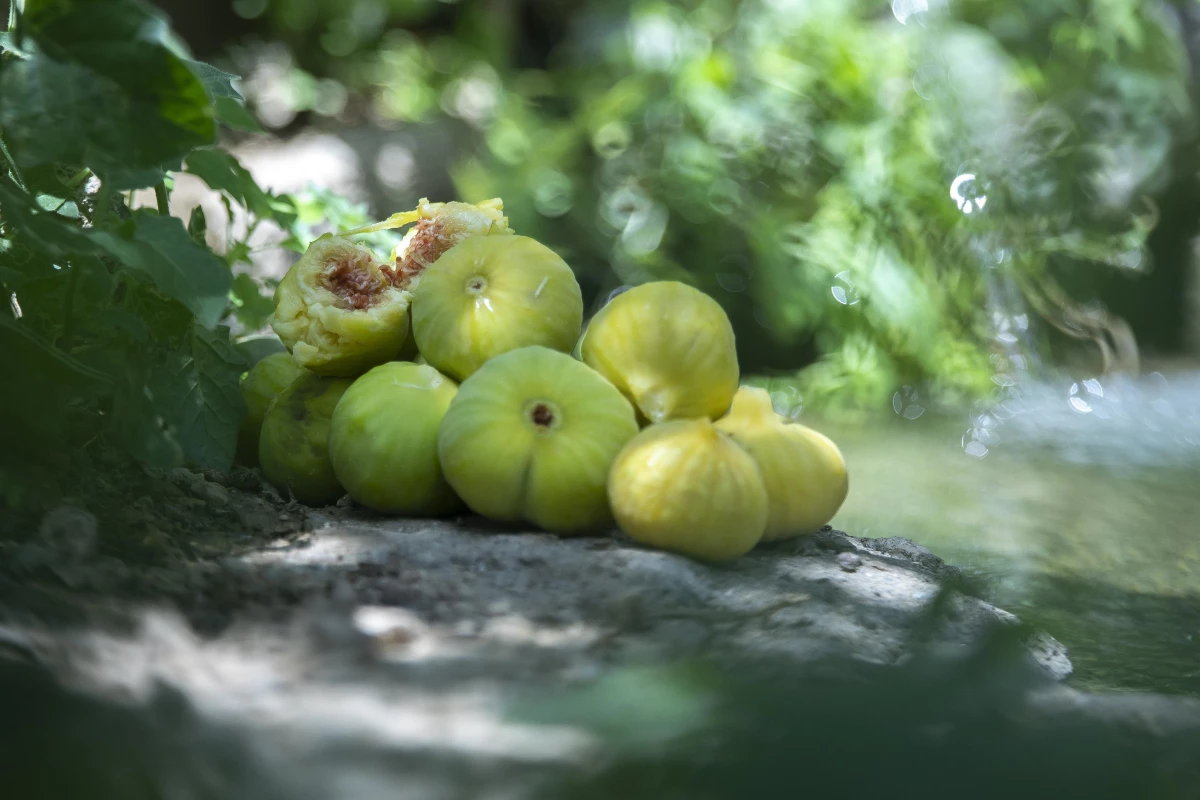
[187, 204, 207, 246]
[0, 314, 111, 444]
[0, 177, 96, 256]
[146, 323, 248, 470]
[184, 59, 242, 100]
[234, 333, 287, 366]
[108, 365, 184, 469]
[0, 0, 215, 184]
[229, 272, 274, 331]
[88, 210, 231, 328]
[214, 95, 263, 133]
[185, 148, 275, 218]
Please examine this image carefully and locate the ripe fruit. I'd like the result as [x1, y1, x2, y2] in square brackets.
[237, 351, 306, 466]
[328, 362, 461, 515]
[271, 235, 412, 376]
[365, 197, 515, 285]
[438, 346, 638, 534]
[259, 372, 353, 506]
[580, 281, 739, 423]
[607, 419, 767, 562]
[412, 236, 584, 381]
[714, 387, 848, 540]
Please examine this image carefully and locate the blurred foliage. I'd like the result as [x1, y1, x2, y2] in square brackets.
[522, 621, 1200, 799]
[229, 0, 1194, 416]
[0, 0, 365, 508]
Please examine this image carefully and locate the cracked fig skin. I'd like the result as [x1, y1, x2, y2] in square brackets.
[271, 235, 411, 377]
[715, 387, 849, 540]
[329, 362, 462, 516]
[412, 235, 584, 381]
[608, 418, 768, 562]
[259, 372, 353, 506]
[581, 281, 739, 423]
[237, 351, 307, 466]
[437, 346, 638, 534]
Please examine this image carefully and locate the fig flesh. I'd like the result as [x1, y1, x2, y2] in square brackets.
[258, 372, 353, 506]
[437, 346, 638, 534]
[607, 418, 768, 561]
[328, 362, 462, 515]
[580, 281, 739, 423]
[271, 235, 412, 377]
[412, 235, 584, 381]
[237, 351, 306, 466]
[714, 387, 848, 540]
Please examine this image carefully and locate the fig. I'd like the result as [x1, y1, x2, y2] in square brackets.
[236, 351, 307, 466]
[607, 419, 768, 562]
[328, 362, 462, 515]
[714, 387, 848, 540]
[258, 372, 353, 506]
[437, 346, 638, 534]
[271, 235, 412, 377]
[580, 281, 739, 423]
[412, 235, 585, 381]
[370, 197, 515, 285]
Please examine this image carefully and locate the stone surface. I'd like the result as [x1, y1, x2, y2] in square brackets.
[3, 514, 1199, 798]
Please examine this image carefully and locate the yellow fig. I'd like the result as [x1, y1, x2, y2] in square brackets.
[580, 281, 739, 423]
[236, 351, 307, 466]
[412, 236, 584, 381]
[437, 346, 639, 534]
[714, 387, 848, 540]
[608, 419, 768, 562]
[328, 362, 462, 515]
[271, 235, 412, 377]
[382, 197, 514, 284]
[258, 372, 353, 506]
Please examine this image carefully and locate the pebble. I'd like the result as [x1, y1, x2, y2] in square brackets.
[191, 482, 231, 508]
[36, 506, 98, 561]
[837, 552, 863, 572]
[169, 467, 200, 485]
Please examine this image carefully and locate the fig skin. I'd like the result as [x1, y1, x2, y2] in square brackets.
[580, 281, 739, 424]
[714, 387, 849, 540]
[271, 235, 412, 377]
[328, 362, 462, 515]
[607, 418, 768, 562]
[259, 372, 353, 506]
[412, 235, 584, 381]
[437, 346, 638, 534]
[237, 351, 307, 466]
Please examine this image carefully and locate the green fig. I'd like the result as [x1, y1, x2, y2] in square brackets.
[437, 346, 638, 534]
[271, 235, 412, 377]
[580, 281, 739, 423]
[412, 235, 584, 381]
[237, 351, 307, 466]
[608, 418, 768, 562]
[328, 362, 462, 515]
[714, 387, 848, 540]
[259, 372, 353, 506]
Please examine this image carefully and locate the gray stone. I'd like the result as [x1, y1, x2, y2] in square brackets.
[192, 482, 231, 508]
[8, 518, 1200, 799]
[36, 506, 97, 561]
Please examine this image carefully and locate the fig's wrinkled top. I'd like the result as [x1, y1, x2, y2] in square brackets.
[715, 386, 848, 540]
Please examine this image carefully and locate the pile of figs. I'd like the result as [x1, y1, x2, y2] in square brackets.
[241, 197, 848, 562]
